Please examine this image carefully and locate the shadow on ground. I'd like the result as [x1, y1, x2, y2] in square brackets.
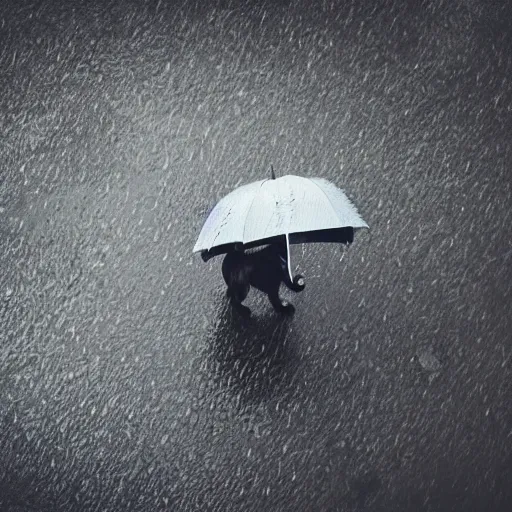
[205, 292, 302, 406]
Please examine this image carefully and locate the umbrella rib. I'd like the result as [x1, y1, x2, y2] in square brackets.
[306, 178, 348, 228]
[242, 179, 268, 244]
[209, 209, 231, 250]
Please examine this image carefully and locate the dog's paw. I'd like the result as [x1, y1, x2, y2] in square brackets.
[235, 304, 252, 318]
[279, 300, 295, 315]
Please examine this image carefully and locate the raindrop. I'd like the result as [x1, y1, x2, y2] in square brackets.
[417, 348, 441, 372]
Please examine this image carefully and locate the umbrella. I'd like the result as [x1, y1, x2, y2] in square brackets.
[193, 172, 369, 277]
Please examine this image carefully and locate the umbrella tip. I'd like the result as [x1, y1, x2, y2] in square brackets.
[271, 165, 276, 180]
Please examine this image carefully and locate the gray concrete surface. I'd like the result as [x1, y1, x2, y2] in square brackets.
[1, 0, 511, 510]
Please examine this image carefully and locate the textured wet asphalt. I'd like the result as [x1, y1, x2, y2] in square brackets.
[1, 0, 511, 510]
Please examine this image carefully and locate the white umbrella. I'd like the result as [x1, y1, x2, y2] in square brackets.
[193, 174, 369, 277]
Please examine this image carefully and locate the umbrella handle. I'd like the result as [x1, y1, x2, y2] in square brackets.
[285, 233, 293, 282]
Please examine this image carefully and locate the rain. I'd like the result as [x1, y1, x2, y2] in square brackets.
[1, 0, 511, 510]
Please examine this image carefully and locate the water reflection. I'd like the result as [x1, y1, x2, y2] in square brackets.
[206, 295, 300, 405]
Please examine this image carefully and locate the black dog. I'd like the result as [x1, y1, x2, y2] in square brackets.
[221, 243, 305, 316]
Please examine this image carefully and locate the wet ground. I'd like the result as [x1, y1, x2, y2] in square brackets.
[1, 0, 511, 510]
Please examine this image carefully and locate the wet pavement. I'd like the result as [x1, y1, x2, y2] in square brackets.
[1, 0, 511, 510]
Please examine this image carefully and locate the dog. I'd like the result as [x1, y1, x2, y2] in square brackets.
[221, 242, 305, 316]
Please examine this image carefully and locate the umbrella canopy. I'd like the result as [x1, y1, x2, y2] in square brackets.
[194, 174, 368, 261]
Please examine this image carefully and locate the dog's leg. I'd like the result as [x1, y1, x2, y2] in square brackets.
[267, 288, 295, 315]
[229, 283, 251, 317]
[222, 253, 237, 287]
[222, 252, 251, 316]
